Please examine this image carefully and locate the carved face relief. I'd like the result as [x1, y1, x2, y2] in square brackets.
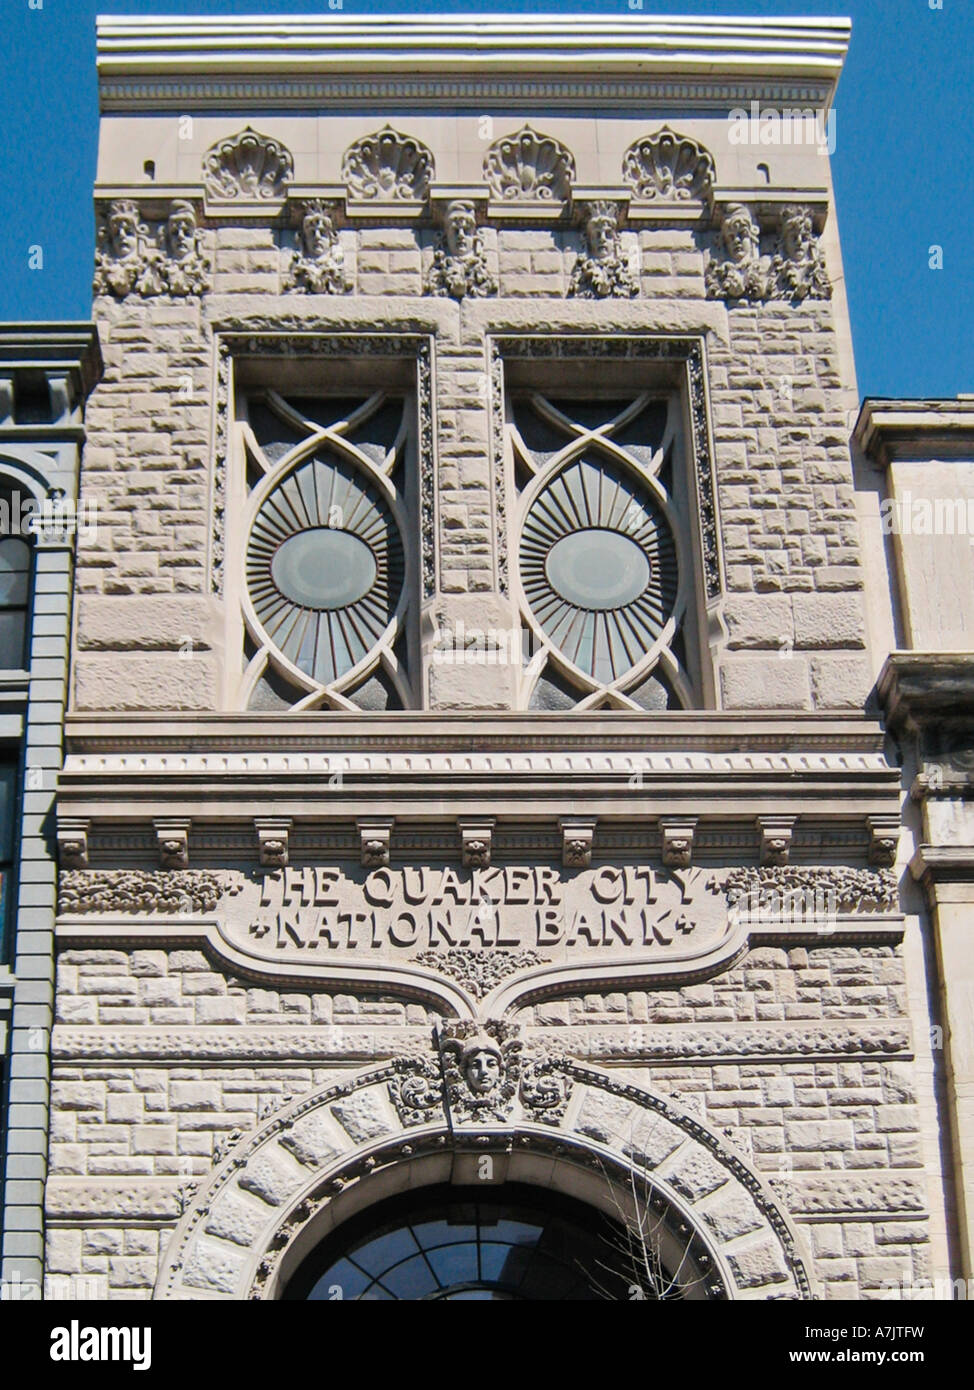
[463, 1046, 502, 1095]
[781, 208, 813, 262]
[722, 209, 759, 265]
[302, 211, 335, 259]
[109, 210, 140, 260]
[166, 206, 197, 261]
[444, 201, 477, 260]
[586, 213, 618, 262]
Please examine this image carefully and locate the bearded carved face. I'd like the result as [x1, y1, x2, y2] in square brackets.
[167, 209, 197, 261]
[444, 202, 477, 259]
[722, 212, 758, 264]
[463, 1047, 502, 1094]
[303, 212, 334, 259]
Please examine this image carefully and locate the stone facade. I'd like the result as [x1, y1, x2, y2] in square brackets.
[27, 15, 969, 1300]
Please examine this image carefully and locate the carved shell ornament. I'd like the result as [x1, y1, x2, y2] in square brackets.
[203, 127, 294, 201]
[484, 125, 576, 202]
[341, 126, 434, 201]
[623, 128, 716, 203]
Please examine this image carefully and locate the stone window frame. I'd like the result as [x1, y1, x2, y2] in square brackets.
[489, 334, 724, 710]
[213, 333, 436, 712]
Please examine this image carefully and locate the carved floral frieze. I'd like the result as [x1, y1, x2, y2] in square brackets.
[58, 870, 224, 916]
[413, 946, 549, 999]
[341, 126, 434, 201]
[713, 865, 898, 915]
[484, 125, 575, 202]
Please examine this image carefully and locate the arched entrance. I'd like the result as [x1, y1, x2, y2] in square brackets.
[155, 1056, 815, 1300]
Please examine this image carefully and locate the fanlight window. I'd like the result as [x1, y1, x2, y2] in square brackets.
[239, 391, 413, 711]
[510, 393, 695, 710]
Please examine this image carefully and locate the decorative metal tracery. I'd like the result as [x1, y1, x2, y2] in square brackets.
[510, 394, 694, 710]
[240, 392, 413, 711]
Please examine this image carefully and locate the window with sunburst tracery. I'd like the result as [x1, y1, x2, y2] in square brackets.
[510, 391, 700, 710]
[238, 390, 414, 711]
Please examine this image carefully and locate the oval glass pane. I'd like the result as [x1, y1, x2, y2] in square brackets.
[271, 528, 377, 611]
[545, 528, 650, 611]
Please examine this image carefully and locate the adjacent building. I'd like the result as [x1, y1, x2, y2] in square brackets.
[0, 325, 102, 1291]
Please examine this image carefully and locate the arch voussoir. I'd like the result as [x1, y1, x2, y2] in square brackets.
[155, 1056, 815, 1301]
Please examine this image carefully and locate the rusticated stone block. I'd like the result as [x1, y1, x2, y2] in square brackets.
[280, 1113, 341, 1169]
[728, 1238, 791, 1288]
[699, 1186, 765, 1242]
[204, 1191, 269, 1249]
[665, 1147, 729, 1203]
[237, 1148, 306, 1207]
[183, 1238, 247, 1294]
[330, 1092, 392, 1145]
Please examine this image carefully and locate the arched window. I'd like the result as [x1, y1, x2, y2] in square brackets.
[282, 1183, 699, 1301]
[0, 532, 31, 670]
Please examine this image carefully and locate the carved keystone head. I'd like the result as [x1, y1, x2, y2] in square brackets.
[300, 200, 338, 258]
[580, 200, 621, 261]
[461, 1039, 504, 1095]
[443, 199, 478, 260]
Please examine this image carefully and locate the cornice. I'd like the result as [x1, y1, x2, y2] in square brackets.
[59, 714, 897, 818]
[64, 711, 887, 756]
[0, 322, 103, 399]
[877, 652, 974, 735]
[854, 396, 974, 466]
[95, 14, 848, 110]
[98, 75, 837, 113]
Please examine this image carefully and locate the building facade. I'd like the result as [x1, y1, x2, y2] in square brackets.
[34, 15, 972, 1299]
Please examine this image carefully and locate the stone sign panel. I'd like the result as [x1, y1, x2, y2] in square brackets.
[58, 861, 900, 1018]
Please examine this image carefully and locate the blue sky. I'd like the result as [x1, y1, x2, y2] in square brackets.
[1, 0, 970, 400]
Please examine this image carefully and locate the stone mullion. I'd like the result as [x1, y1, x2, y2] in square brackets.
[1, 544, 72, 1287]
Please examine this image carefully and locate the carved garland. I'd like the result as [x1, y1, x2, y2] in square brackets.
[210, 333, 437, 601]
[58, 869, 223, 916]
[715, 865, 898, 915]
